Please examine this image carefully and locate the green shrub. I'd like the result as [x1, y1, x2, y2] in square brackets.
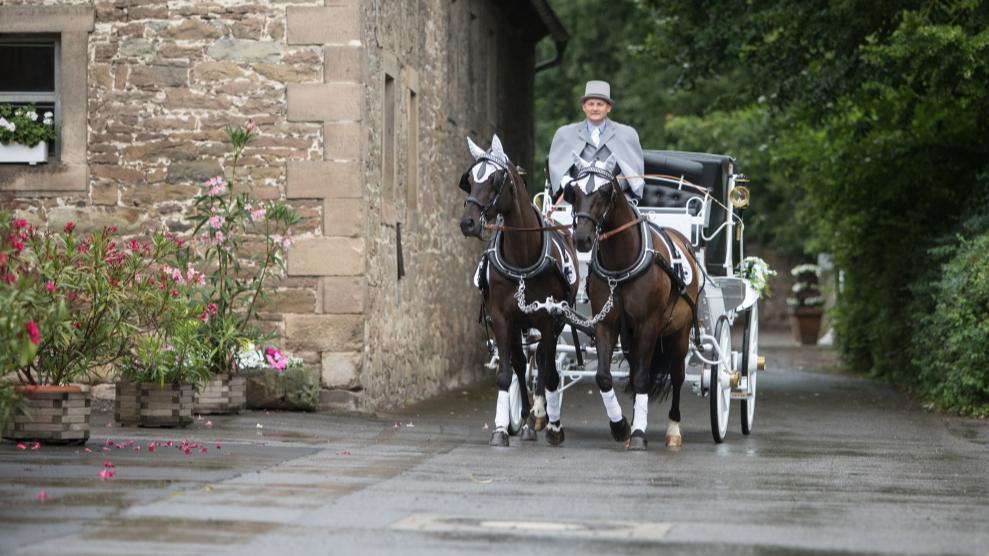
[911, 228, 989, 416]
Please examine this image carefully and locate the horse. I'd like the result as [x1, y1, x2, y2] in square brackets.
[459, 134, 579, 447]
[562, 154, 702, 450]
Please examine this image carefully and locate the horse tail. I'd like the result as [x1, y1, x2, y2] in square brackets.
[648, 337, 673, 402]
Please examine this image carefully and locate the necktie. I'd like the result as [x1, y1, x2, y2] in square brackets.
[591, 127, 600, 147]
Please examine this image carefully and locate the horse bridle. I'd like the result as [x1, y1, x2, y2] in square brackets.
[463, 158, 516, 225]
[570, 166, 620, 236]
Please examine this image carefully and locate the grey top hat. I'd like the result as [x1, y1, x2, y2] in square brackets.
[580, 80, 613, 105]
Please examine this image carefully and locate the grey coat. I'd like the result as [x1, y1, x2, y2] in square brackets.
[548, 119, 645, 197]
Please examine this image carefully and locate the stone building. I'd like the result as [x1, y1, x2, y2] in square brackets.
[0, 0, 567, 411]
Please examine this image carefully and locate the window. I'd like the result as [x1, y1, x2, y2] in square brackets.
[406, 89, 418, 213]
[383, 74, 396, 203]
[0, 5, 94, 193]
[0, 36, 59, 157]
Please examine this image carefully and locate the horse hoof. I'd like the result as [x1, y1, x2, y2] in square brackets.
[520, 424, 537, 442]
[532, 415, 547, 432]
[545, 423, 565, 446]
[610, 417, 631, 442]
[489, 430, 509, 447]
[665, 434, 682, 448]
[625, 430, 647, 451]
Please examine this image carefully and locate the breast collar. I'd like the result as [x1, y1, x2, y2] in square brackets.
[589, 206, 674, 284]
[485, 205, 558, 282]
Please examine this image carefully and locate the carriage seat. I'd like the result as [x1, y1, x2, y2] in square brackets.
[640, 185, 703, 214]
[639, 151, 708, 214]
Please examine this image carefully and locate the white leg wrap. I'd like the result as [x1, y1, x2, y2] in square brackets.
[532, 395, 546, 419]
[666, 421, 681, 439]
[632, 394, 649, 433]
[546, 389, 562, 423]
[494, 390, 510, 431]
[599, 388, 623, 422]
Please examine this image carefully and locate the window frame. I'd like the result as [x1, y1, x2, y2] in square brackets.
[0, 34, 61, 159]
[0, 6, 93, 194]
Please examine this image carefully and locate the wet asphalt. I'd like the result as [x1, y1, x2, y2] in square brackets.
[1, 333, 988, 555]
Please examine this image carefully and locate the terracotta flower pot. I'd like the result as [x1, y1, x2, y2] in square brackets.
[138, 383, 194, 428]
[193, 373, 246, 415]
[114, 382, 140, 426]
[789, 306, 824, 345]
[2, 385, 91, 445]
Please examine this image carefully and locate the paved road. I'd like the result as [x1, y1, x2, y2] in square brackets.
[2, 336, 988, 555]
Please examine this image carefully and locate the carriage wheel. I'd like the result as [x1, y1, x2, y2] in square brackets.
[709, 316, 731, 443]
[740, 304, 759, 435]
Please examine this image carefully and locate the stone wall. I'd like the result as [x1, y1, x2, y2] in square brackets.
[0, 0, 552, 412]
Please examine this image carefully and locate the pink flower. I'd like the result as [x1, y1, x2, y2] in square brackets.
[205, 176, 227, 197]
[98, 469, 115, 480]
[207, 303, 218, 315]
[250, 207, 266, 222]
[207, 215, 225, 230]
[244, 119, 257, 133]
[13, 218, 28, 229]
[45, 281, 56, 294]
[199, 310, 209, 323]
[36, 490, 49, 501]
[148, 443, 156, 453]
[31, 442, 40, 450]
[264, 347, 287, 371]
[16, 442, 26, 450]
[25, 321, 40, 345]
[64, 222, 75, 234]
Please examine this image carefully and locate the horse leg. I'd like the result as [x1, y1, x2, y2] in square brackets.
[664, 328, 691, 448]
[489, 316, 517, 447]
[627, 320, 661, 451]
[511, 336, 536, 441]
[595, 325, 629, 442]
[529, 339, 548, 432]
[540, 325, 565, 446]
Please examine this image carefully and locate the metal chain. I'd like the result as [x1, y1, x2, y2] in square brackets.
[514, 277, 617, 328]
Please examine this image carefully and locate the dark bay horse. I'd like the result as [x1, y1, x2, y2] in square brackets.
[564, 155, 702, 450]
[459, 135, 579, 447]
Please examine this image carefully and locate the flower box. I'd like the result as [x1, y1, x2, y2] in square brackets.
[0, 142, 48, 165]
[138, 383, 194, 428]
[244, 367, 320, 412]
[2, 385, 90, 445]
[114, 382, 140, 426]
[193, 373, 246, 414]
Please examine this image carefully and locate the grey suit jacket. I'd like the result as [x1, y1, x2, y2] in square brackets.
[548, 119, 645, 197]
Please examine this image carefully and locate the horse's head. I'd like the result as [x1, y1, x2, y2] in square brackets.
[458, 134, 515, 237]
[564, 153, 620, 252]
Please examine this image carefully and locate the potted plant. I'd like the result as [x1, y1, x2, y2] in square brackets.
[120, 320, 212, 428]
[117, 259, 209, 425]
[183, 121, 300, 414]
[0, 104, 56, 165]
[1, 213, 180, 442]
[787, 263, 825, 345]
[739, 256, 777, 298]
[236, 344, 319, 412]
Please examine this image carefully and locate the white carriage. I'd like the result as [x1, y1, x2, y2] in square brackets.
[515, 150, 766, 443]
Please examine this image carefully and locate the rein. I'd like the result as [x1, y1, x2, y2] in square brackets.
[484, 221, 571, 233]
[598, 216, 643, 241]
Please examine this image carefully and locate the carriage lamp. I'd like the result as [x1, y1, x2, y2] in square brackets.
[757, 355, 766, 371]
[729, 185, 750, 209]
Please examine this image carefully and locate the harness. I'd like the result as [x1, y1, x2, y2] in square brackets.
[478, 206, 575, 294]
[578, 185, 705, 346]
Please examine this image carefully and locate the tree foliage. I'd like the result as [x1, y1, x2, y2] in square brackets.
[536, 0, 989, 413]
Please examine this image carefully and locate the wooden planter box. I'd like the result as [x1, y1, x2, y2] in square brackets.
[193, 373, 246, 415]
[0, 141, 48, 165]
[789, 306, 824, 345]
[2, 386, 90, 445]
[114, 382, 140, 426]
[138, 383, 194, 428]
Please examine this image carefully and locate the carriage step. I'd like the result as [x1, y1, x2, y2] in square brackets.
[729, 391, 753, 400]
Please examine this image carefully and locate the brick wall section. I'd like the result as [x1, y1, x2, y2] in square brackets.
[1, 0, 550, 412]
[284, 0, 367, 403]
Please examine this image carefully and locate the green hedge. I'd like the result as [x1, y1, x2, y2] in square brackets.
[910, 215, 989, 416]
